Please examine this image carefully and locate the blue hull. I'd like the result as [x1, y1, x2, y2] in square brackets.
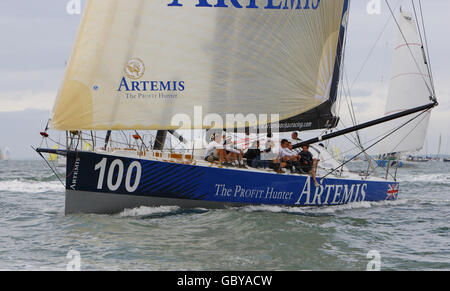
[65, 151, 399, 213]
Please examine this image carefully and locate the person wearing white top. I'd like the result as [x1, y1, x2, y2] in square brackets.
[287, 142, 300, 160]
[280, 145, 296, 160]
[260, 134, 277, 161]
[279, 141, 300, 160]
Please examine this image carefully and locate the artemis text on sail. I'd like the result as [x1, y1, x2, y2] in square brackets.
[167, 0, 321, 10]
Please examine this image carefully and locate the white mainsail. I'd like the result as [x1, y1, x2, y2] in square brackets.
[51, 0, 348, 131]
[377, 10, 433, 155]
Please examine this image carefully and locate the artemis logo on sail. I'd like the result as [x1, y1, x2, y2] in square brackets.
[167, 0, 321, 10]
[118, 58, 185, 92]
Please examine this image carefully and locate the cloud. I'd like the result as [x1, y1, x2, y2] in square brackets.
[1, 0, 450, 159]
[337, 81, 388, 124]
[0, 68, 63, 112]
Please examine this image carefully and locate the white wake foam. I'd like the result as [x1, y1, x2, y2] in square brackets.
[119, 205, 181, 217]
[0, 179, 63, 193]
[240, 200, 406, 215]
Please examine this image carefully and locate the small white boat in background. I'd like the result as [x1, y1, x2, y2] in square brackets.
[0, 148, 11, 161]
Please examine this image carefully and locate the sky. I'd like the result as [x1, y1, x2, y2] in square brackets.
[0, 0, 449, 159]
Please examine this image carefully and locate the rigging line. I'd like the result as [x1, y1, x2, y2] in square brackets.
[45, 137, 66, 149]
[134, 130, 148, 151]
[342, 71, 367, 153]
[335, 130, 377, 171]
[333, 0, 354, 125]
[387, 109, 430, 154]
[339, 112, 422, 152]
[411, 0, 435, 97]
[345, 74, 357, 126]
[336, 6, 351, 118]
[349, 0, 403, 91]
[335, 68, 360, 146]
[32, 146, 65, 187]
[418, 0, 437, 98]
[330, 121, 381, 175]
[336, 108, 366, 152]
[338, 73, 370, 162]
[341, 1, 402, 151]
[320, 108, 431, 181]
[318, 116, 402, 167]
[411, 1, 426, 54]
[384, 0, 434, 97]
[120, 130, 130, 147]
[356, 107, 431, 170]
[342, 72, 356, 127]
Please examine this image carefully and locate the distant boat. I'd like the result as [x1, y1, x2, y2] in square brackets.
[406, 155, 429, 163]
[444, 158, 450, 163]
[0, 148, 11, 161]
[436, 134, 442, 161]
[4, 148, 10, 160]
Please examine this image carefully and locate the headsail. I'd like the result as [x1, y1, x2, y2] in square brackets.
[51, 0, 349, 132]
[377, 9, 433, 155]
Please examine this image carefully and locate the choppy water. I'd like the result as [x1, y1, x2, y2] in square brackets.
[0, 160, 448, 270]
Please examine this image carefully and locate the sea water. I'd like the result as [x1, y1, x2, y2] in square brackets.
[0, 160, 448, 270]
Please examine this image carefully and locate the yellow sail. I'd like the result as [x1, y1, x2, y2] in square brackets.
[51, 0, 347, 130]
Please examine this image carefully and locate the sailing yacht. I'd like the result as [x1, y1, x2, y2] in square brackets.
[435, 134, 442, 161]
[36, 0, 437, 214]
[0, 148, 10, 161]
